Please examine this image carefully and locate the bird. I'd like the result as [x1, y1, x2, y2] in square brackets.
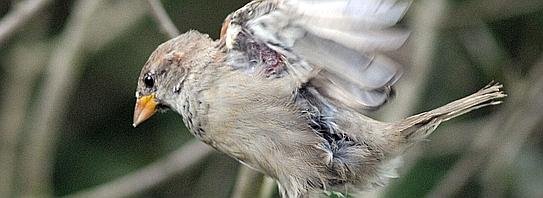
[132, 0, 505, 197]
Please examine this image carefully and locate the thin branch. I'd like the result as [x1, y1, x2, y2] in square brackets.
[480, 68, 543, 197]
[359, 1, 449, 197]
[0, 0, 53, 45]
[258, 177, 277, 198]
[0, 42, 48, 197]
[84, 0, 148, 52]
[67, 140, 213, 198]
[443, 0, 543, 28]
[146, 0, 180, 38]
[231, 166, 264, 198]
[53, 1, 207, 196]
[426, 113, 503, 198]
[428, 58, 543, 197]
[425, 119, 487, 158]
[380, 0, 449, 120]
[1, 1, 148, 195]
[19, 0, 105, 196]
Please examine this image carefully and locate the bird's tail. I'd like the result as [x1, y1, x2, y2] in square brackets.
[391, 83, 506, 144]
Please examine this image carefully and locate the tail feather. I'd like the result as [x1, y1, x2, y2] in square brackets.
[395, 83, 506, 142]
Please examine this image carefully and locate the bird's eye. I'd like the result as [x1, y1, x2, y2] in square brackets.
[143, 75, 154, 88]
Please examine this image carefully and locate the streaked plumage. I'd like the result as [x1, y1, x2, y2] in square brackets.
[132, 1, 505, 197]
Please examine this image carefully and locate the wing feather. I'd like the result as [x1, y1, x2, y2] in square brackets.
[286, 0, 411, 30]
[223, 0, 412, 110]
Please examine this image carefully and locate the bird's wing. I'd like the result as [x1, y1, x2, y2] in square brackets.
[221, 0, 411, 110]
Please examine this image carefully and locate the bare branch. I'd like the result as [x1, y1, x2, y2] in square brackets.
[84, 0, 148, 52]
[146, 0, 180, 38]
[425, 119, 487, 158]
[67, 140, 214, 198]
[444, 0, 543, 28]
[360, 1, 450, 197]
[231, 166, 264, 198]
[12, 0, 199, 196]
[426, 114, 503, 198]
[428, 57, 543, 197]
[380, 0, 449, 120]
[0, 42, 48, 197]
[258, 177, 277, 198]
[0, 0, 53, 45]
[19, 0, 105, 196]
[480, 64, 543, 197]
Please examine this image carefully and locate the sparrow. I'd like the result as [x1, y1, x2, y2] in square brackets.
[132, 0, 505, 197]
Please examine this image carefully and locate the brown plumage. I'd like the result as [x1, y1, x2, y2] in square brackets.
[132, 0, 505, 197]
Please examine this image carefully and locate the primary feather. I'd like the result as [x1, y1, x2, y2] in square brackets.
[223, 0, 412, 110]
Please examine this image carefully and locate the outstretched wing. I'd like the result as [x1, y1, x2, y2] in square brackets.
[221, 0, 412, 110]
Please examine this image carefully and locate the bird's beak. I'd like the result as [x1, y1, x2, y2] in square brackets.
[133, 94, 158, 127]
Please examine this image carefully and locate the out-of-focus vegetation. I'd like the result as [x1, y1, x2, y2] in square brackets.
[0, 0, 542, 197]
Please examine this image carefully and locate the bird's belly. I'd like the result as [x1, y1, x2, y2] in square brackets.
[200, 74, 328, 178]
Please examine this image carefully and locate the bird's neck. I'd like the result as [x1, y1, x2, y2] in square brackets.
[174, 49, 224, 142]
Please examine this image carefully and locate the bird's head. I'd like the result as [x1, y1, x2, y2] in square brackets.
[132, 30, 215, 127]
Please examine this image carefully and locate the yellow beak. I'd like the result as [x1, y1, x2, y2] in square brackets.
[133, 94, 158, 127]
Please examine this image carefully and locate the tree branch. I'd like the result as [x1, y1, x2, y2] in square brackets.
[258, 177, 277, 198]
[428, 57, 543, 197]
[360, 1, 449, 197]
[19, 0, 104, 196]
[380, 0, 449, 121]
[0, 0, 53, 45]
[443, 0, 543, 28]
[67, 140, 213, 198]
[145, 0, 180, 38]
[0, 42, 48, 197]
[84, 0, 148, 52]
[231, 166, 264, 198]
[480, 64, 543, 197]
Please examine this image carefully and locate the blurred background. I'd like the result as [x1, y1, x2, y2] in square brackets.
[0, 0, 542, 197]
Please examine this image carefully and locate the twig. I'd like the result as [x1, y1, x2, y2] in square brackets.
[2, 0, 147, 196]
[428, 58, 543, 197]
[359, 1, 449, 197]
[443, 0, 543, 28]
[0, 0, 53, 45]
[19, 0, 104, 196]
[231, 166, 264, 198]
[145, 0, 180, 38]
[426, 113, 504, 198]
[67, 140, 213, 198]
[0, 42, 48, 197]
[454, 21, 514, 197]
[84, 0, 148, 52]
[480, 65, 543, 198]
[425, 119, 487, 158]
[380, 0, 449, 120]
[458, 21, 511, 76]
[258, 177, 277, 198]
[54, 1, 204, 196]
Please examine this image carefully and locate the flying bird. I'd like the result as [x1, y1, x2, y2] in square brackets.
[133, 0, 505, 197]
